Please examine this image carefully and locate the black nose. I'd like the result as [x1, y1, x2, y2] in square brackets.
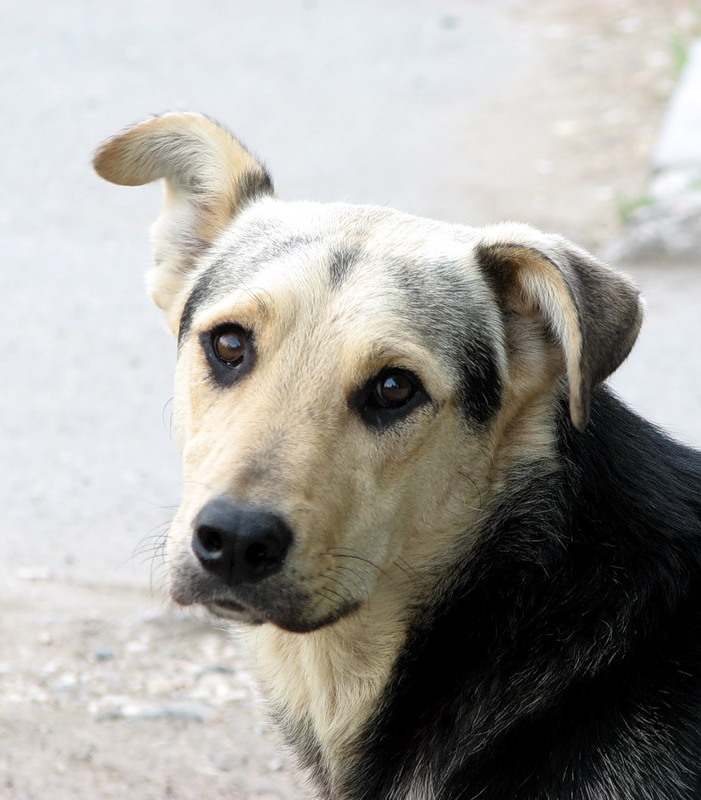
[192, 498, 293, 585]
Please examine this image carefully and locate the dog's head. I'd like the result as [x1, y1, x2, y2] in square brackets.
[94, 114, 642, 633]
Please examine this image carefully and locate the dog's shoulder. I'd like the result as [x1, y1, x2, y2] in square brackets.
[347, 388, 701, 799]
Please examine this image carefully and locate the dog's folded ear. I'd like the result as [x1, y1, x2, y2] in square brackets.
[93, 113, 273, 316]
[476, 224, 643, 430]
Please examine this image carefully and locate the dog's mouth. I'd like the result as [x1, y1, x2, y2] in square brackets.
[173, 581, 279, 626]
[210, 598, 245, 614]
[206, 598, 261, 622]
[185, 588, 362, 633]
[171, 557, 363, 632]
[202, 594, 362, 632]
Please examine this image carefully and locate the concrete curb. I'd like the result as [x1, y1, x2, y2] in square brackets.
[606, 40, 701, 265]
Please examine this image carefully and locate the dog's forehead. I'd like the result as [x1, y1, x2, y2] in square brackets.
[231, 197, 470, 249]
[181, 199, 496, 335]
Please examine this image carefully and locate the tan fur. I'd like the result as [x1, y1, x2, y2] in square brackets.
[169, 254, 492, 612]
[475, 237, 641, 431]
[505, 248, 585, 429]
[161, 247, 494, 781]
[247, 590, 409, 780]
[93, 113, 644, 791]
[94, 113, 272, 323]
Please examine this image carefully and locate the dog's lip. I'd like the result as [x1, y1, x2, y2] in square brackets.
[207, 598, 249, 619]
[170, 569, 363, 630]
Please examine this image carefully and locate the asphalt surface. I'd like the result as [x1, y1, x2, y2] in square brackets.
[1, 0, 700, 591]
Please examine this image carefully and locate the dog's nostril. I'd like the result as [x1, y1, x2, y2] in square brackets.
[245, 542, 268, 566]
[191, 498, 293, 585]
[243, 540, 286, 573]
[198, 526, 223, 554]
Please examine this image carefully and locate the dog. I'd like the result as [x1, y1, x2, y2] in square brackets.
[94, 113, 701, 799]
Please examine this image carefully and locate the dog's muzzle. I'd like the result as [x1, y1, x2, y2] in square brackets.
[192, 497, 292, 586]
[175, 497, 352, 632]
[180, 497, 300, 625]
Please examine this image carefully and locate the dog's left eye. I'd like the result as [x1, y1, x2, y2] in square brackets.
[354, 368, 427, 428]
[372, 371, 416, 409]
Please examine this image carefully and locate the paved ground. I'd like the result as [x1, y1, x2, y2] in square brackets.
[1, 1, 700, 798]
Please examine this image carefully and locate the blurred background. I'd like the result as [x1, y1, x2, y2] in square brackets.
[1, 2, 700, 798]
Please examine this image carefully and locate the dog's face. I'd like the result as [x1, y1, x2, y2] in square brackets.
[94, 114, 643, 633]
[166, 200, 507, 632]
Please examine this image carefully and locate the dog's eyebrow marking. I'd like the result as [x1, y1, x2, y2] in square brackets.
[457, 340, 503, 424]
[179, 264, 224, 344]
[252, 233, 319, 264]
[392, 258, 503, 425]
[179, 278, 273, 346]
[177, 233, 318, 344]
[329, 245, 362, 289]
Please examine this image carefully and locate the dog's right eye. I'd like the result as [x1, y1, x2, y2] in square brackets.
[212, 328, 247, 367]
[202, 324, 254, 386]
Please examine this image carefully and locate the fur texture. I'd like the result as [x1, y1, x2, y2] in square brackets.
[94, 114, 701, 799]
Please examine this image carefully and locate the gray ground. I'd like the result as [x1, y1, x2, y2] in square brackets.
[2, 1, 700, 798]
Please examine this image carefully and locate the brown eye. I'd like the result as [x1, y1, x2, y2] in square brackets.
[353, 367, 427, 428]
[212, 327, 247, 366]
[373, 370, 416, 409]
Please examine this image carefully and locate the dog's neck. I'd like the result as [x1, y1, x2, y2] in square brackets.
[242, 578, 411, 783]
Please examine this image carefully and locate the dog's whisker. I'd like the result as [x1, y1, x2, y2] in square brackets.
[131, 524, 169, 551]
[322, 568, 365, 605]
[324, 564, 369, 601]
[131, 539, 169, 567]
[181, 479, 215, 492]
[119, 521, 171, 569]
[326, 549, 392, 581]
[317, 586, 345, 610]
[161, 396, 175, 437]
[326, 562, 364, 584]
[457, 469, 483, 509]
[393, 555, 418, 579]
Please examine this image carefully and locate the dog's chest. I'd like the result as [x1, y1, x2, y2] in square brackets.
[243, 615, 405, 782]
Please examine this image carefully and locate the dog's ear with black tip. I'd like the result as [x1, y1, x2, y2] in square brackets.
[93, 113, 273, 322]
[476, 224, 643, 430]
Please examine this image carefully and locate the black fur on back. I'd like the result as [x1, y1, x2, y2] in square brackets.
[343, 387, 701, 799]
